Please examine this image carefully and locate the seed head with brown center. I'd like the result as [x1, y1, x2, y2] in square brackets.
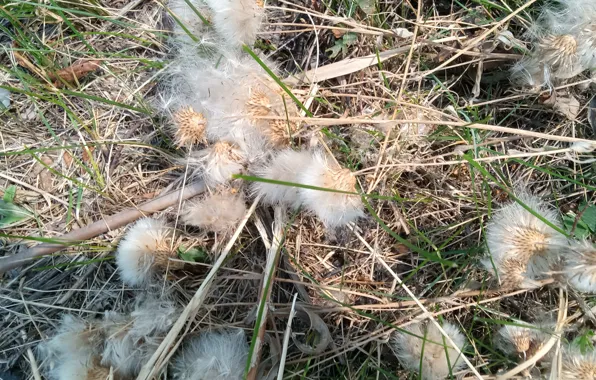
[539, 34, 584, 79]
[173, 106, 207, 147]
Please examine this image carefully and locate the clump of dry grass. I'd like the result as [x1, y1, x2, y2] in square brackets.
[1, 0, 596, 379]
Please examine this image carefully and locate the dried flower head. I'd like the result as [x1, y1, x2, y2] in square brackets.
[561, 345, 596, 379]
[297, 151, 363, 228]
[495, 323, 549, 359]
[116, 218, 181, 286]
[174, 106, 207, 147]
[484, 192, 567, 281]
[245, 86, 300, 148]
[564, 240, 596, 293]
[391, 321, 468, 380]
[187, 140, 246, 186]
[252, 149, 314, 208]
[101, 298, 179, 377]
[172, 329, 248, 380]
[205, 0, 264, 47]
[537, 34, 584, 79]
[182, 191, 247, 233]
[484, 256, 541, 289]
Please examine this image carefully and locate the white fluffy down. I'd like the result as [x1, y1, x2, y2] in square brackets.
[252, 149, 314, 208]
[172, 329, 249, 380]
[391, 321, 468, 380]
[205, 0, 264, 47]
[494, 323, 548, 357]
[297, 151, 363, 228]
[182, 192, 247, 233]
[484, 192, 567, 281]
[564, 240, 596, 293]
[187, 141, 246, 186]
[38, 315, 104, 380]
[168, 0, 213, 47]
[101, 298, 180, 377]
[561, 344, 596, 379]
[115, 218, 173, 286]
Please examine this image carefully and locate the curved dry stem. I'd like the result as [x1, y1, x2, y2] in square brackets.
[0, 181, 206, 274]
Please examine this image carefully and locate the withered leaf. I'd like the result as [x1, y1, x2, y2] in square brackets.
[48, 60, 102, 87]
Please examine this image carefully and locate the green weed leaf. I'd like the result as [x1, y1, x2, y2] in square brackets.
[0, 199, 31, 228]
[178, 246, 208, 263]
[3, 185, 17, 203]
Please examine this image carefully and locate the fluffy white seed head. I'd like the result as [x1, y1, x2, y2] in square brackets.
[204, 0, 264, 47]
[561, 345, 596, 379]
[485, 192, 567, 280]
[182, 191, 247, 233]
[38, 315, 109, 380]
[101, 299, 180, 377]
[297, 151, 363, 228]
[172, 329, 249, 380]
[536, 34, 584, 79]
[252, 149, 314, 208]
[245, 85, 300, 148]
[187, 140, 246, 186]
[495, 323, 549, 359]
[391, 321, 468, 380]
[514, 0, 596, 88]
[481, 256, 541, 289]
[564, 240, 596, 293]
[116, 218, 180, 286]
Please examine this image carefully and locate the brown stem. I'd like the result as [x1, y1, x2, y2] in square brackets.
[0, 181, 206, 274]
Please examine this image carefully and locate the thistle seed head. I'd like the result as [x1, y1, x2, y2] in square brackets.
[174, 107, 207, 147]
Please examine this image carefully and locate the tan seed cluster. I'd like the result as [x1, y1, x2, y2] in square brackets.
[174, 106, 207, 147]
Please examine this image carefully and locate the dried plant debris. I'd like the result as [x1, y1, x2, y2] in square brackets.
[4, 0, 596, 379]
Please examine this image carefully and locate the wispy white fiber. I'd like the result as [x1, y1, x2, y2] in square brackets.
[482, 192, 567, 285]
[252, 149, 314, 208]
[186, 140, 246, 186]
[115, 218, 177, 286]
[38, 315, 107, 380]
[564, 240, 596, 293]
[204, 0, 264, 47]
[182, 191, 247, 233]
[561, 344, 596, 379]
[101, 298, 180, 377]
[172, 329, 249, 380]
[297, 151, 363, 228]
[495, 322, 549, 358]
[390, 321, 468, 380]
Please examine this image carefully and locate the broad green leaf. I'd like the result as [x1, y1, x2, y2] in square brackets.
[326, 43, 344, 59]
[0, 200, 31, 227]
[343, 32, 359, 46]
[3, 185, 17, 203]
[178, 246, 208, 263]
[580, 203, 596, 233]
